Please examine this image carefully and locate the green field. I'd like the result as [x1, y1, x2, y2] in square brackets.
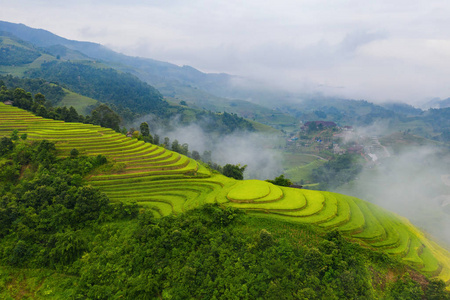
[283, 157, 325, 184]
[1, 102, 449, 288]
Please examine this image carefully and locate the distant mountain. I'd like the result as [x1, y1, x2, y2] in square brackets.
[421, 97, 450, 109]
[0, 20, 296, 129]
[380, 102, 423, 116]
[0, 21, 232, 95]
[0, 33, 261, 134]
[1, 20, 449, 141]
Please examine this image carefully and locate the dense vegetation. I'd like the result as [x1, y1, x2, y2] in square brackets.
[424, 108, 450, 142]
[0, 75, 66, 105]
[1, 137, 448, 299]
[1, 72, 255, 135]
[0, 43, 41, 66]
[311, 153, 363, 190]
[27, 61, 168, 115]
[0, 136, 136, 265]
[0, 84, 122, 132]
[0, 35, 42, 66]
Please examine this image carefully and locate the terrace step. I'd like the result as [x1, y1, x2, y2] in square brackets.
[351, 201, 386, 242]
[335, 198, 366, 234]
[319, 194, 352, 228]
[2, 102, 450, 289]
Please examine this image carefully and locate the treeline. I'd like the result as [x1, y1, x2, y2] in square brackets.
[0, 84, 121, 132]
[0, 74, 66, 105]
[197, 110, 255, 134]
[1, 74, 254, 134]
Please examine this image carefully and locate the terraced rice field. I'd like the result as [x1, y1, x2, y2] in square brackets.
[1, 102, 449, 288]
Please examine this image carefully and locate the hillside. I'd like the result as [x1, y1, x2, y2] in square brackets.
[1, 103, 449, 291]
[2, 21, 450, 141]
[0, 33, 268, 135]
[0, 21, 299, 129]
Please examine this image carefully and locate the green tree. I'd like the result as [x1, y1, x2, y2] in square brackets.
[266, 175, 292, 187]
[180, 143, 189, 156]
[172, 139, 180, 152]
[139, 122, 153, 143]
[388, 273, 424, 300]
[68, 106, 79, 122]
[10, 129, 19, 141]
[70, 148, 80, 158]
[140, 122, 150, 137]
[90, 104, 121, 132]
[222, 164, 246, 180]
[153, 134, 160, 145]
[192, 150, 201, 160]
[425, 279, 450, 300]
[0, 137, 14, 156]
[34, 93, 46, 105]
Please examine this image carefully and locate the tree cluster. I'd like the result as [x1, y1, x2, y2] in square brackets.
[266, 174, 293, 187]
[0, 135, 136, 269]
[0, 44, 41, 66]
[311, 153, 363, 190]
[0, 75, 66, 105]
[1, 86, 121, 132]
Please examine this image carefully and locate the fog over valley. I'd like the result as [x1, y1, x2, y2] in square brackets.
[2, 0, 450, 297]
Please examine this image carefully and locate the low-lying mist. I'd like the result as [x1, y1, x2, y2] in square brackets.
[129, 116, 283, 180]
[337, 144, 450, 246]
[164, 124, 283, 180]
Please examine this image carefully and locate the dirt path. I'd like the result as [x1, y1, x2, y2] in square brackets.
[302, 153, 327, 160]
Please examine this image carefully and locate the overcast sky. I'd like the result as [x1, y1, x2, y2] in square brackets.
[2, 0, 450, 104]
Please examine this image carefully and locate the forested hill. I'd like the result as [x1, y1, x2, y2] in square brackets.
[27, 60, 167, 115]
[0, 31, 258, 134]
[0, 20, 299, 129]
[0, 20, 232, 95]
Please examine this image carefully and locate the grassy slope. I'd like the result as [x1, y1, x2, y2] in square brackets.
[1, 103, 449, 289]
[282, 153, 326, 184]
[58, 88, 98, 115]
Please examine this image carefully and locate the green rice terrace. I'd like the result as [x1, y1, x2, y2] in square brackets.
[1, 102, 449, 289]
